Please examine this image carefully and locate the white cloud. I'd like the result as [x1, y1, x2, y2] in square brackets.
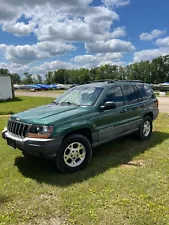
[156, 36, 169, 47]
[111, 27, 126, 38]
[0, 0, 132, 74]
[0, 42, 75, 64]
[2, 21, 36, 36]
[133, 47, 169, 62]
[0, 62, 30, 74]
[73, 52, 122, 65]
[30, 60, 76, 74]
[140, 29, 166, 41]
[86, 39, 135, 53]
[73, 53, 124, 68]
[102, 0, 130, 8]
[34, 6, 119, 43]
[0, 5, 19, 23]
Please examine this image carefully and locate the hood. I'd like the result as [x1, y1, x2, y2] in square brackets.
[11, 104, 91, 124]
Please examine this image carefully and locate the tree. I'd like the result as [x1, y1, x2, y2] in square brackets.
[53, 69, 66, 84]
[11, 73, 21, 84]
[0, 68, 10, 75]
[22, 72, 33, 84]
[37, 75, 43, 84]
[45, 71, 53, 84]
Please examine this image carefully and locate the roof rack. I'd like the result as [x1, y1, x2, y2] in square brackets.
[115, 80, 142, 83]
[83, 79, 142, 84]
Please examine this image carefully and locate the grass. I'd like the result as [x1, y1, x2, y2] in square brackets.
[0, 113, 169, 224]
[0, 96, 54, 115]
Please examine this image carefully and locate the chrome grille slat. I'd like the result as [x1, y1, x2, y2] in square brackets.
[18, 124, 21, 136]
[11, 122, 15, 133]
[7, 120, 29, 138]
[21, 125, 25, 138]
[14, 123, 18, 134]
[9, 121, 12, 132]
[8, 121, 11, 132]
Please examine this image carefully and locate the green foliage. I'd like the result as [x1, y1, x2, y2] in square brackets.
[11, 73, 21, 84]
[0, 68, 10, 75]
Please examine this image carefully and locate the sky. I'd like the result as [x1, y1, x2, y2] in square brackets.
[0, 0, 169, 76]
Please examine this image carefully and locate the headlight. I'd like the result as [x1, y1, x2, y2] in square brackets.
[28, 125, 53, 138]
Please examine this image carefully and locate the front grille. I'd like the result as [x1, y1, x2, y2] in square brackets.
[7, 120, 29, 138]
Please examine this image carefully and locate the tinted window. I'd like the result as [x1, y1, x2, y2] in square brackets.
[122, 85, 139, 105]
[137, 84, 154, 101]
[104, 86, 124, 108]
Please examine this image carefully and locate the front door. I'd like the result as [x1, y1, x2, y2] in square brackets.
[93, 86, 129, 143]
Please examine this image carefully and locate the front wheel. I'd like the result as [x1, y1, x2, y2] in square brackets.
[56, 134, 92, 173]
[138, 116, 153, 141]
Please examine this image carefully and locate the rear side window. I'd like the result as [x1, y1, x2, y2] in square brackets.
[122, 85, 140, 105]
[104, 86, 124, 108]
[137, 84, 154, 101]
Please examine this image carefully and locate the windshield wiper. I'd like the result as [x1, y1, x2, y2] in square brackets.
[60, 101, 79, 106]
[51, 101, 58, 105]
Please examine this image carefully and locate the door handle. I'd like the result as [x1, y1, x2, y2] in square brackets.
[132, 107, 138, 111]
[120, 109, 127, 113]
[141, 103, 146, 108]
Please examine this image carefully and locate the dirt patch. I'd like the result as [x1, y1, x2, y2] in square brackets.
[0, 115, 11, 118]
[121, 160, 145, 168]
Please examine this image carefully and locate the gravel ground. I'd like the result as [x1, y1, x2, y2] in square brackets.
[15, 91, 169, 113]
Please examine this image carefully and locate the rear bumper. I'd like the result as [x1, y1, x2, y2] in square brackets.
[153, 109, 159, 120]
[2, 128, 62, 157]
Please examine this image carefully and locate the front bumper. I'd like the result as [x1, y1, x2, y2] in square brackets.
[2, 128, 63, 157]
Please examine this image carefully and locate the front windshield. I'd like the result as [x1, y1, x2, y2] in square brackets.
[54, 86, 104, 106]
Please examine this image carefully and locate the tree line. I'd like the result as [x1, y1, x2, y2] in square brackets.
[1, 55, 169, 85]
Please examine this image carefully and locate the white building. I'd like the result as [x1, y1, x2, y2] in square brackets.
[0, 75, 14, 100]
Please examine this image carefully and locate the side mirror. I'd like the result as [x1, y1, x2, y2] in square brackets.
[100, 101, 116, 110]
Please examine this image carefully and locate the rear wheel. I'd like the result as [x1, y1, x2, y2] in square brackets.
[56, 134, 92, 173]
[138, 116, 152, 141]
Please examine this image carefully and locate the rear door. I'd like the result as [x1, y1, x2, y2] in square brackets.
[121, 84, 142, 132]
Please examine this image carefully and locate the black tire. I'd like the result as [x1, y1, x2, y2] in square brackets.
[22, 152, 33, 158]
[137, 116, 153, 141]
[56, 134, 92, 173]
[22, 152, 29, 157]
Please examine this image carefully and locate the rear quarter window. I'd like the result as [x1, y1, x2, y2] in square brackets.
[137, 84, 155, 101]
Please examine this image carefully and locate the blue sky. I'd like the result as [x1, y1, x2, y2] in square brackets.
[0, 0, 169, 76]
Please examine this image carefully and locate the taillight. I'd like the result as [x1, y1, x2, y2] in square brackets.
[156, 99, 159, 109]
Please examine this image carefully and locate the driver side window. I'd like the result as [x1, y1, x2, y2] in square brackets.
[104, 86, 125, 108]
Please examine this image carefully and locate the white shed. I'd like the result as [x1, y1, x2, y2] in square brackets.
[0, 75, 14, 100]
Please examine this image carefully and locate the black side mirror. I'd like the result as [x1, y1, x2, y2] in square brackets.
[100, 101, 116, 110]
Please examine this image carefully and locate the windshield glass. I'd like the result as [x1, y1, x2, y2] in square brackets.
[54, 86, 104, 106]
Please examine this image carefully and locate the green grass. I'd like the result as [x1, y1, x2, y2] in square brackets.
[0, 114, 169, 224]
[0, 96, 54, 115]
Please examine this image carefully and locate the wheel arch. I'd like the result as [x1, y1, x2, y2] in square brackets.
[143, 112, 153, 120]
[63, 128, 92, 144]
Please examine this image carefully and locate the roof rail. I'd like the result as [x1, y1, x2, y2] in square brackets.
[115, 80, 142, 83]
[83, 80, 115, 84]
[83, 79, 143, 84]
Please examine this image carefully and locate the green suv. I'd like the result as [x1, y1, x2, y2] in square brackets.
[2, 80, 159, 173]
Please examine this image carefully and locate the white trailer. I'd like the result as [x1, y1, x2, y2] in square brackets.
[0, 75, 14, 100]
